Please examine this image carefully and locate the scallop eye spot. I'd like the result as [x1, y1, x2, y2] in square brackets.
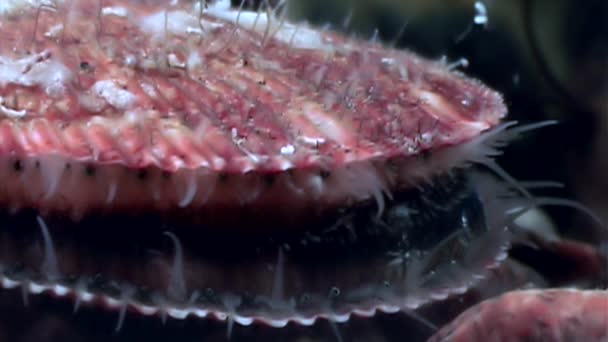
[12, 159, 23, 172]
[84, 165, 96, 177]
[319, 170, 331, 180]
[218, 173, 229, 183]
[137, 170, 148, 181]
[79, 61, 93, 72]
[263, 174, 275, 187]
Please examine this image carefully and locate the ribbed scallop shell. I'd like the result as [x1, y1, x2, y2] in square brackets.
[0, 0, 505, 175]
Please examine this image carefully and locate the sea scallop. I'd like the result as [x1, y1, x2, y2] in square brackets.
[0, 1, 604, 341]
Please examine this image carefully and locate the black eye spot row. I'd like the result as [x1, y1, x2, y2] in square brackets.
[7, 158, 340, 191]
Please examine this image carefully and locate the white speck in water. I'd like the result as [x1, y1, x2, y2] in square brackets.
[474, 1, 488, 26]
[512, 73, 521, 86]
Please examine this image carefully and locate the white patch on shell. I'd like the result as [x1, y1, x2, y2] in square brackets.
[91, 80, 137, 110]
[299, 136, 326, 147]
[0, 96, 27, 118]
[167, 53, 186, 69]
[414, 88, 489, 134]
[101, 6, 128, 17]
[204, 1, 329, 50]
[381, 57, 395, 66]
[209, 0, 231, 11]
[302, 103, 353, 146]
[139, 9, 223, 39]
[0, 0, 62, 16]
[0, 51, 72, 96]
[186, 51, 203, 72]
[123, 54, 137, 68]
[43, 24, 64, 38]
[139, 82, 159, 98]
[280, 144, 295, 156]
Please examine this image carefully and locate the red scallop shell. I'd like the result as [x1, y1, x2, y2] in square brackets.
[0, 0, 506, 220]
[429, 289, 608, 342]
